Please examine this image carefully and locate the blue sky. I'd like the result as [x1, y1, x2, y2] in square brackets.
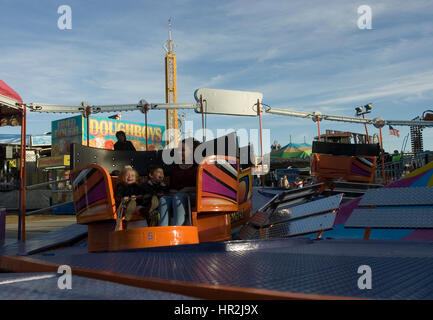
[1, 0, 433, 153]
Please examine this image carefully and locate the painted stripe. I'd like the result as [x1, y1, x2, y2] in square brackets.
[74, 172, 105, 201]
[350, 163, 371, 177]
[74, 176, 105, 207]
[203, 165, 238, 190]
[72, 168, 96, 189]
[357, 157, 373, 168]
[202, 171, 237, 201]
[202, 169, 237, 195]
[239, 176, 250, 202]
[75, 180, 107, 212]
[201, 193, 237, 204]
[215, 159, 237, 177]
[215, 162, 237, 180]
[353, 159, 374, 172]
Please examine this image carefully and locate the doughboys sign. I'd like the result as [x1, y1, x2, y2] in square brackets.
[85, 116, 165, 151]
[52, 115, 165, 155]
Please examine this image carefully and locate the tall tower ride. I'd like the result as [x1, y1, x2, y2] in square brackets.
[164, 18, 178, 147]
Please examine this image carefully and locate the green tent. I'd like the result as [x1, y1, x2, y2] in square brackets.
[270, 142, 312, 159]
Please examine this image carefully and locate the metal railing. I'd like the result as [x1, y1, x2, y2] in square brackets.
[23, 179, 74, 216]
[25, 201, 74, 216]
[25, 178, 69, 190]
[375, 152, 433, 184]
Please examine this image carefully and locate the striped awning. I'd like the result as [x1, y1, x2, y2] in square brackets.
[0, 80, 23, 126]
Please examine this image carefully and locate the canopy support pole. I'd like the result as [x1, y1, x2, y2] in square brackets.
[144, 104, 149, 150]
[18, 104, 27, 241]
[200, 95, 205, 142]
[257, 99, 265, 187]
[85, 106, 91, 147]
[362, 113, 370, 143]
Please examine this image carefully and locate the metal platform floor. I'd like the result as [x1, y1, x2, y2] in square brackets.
[3, 237, 432, 300]
[0, 224, 88, 257]
[2, 185, 433, 299]
[0, 272, 196, 300]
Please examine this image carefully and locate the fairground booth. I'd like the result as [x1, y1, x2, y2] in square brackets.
[0, 80, 26, 240]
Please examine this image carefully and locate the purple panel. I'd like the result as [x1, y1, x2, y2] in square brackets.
[334, 197, 361, 226]
[350, 164, 370, 177]
[387, 170, 429, 188]
[402, 229, 433, 241]
[202, 172, 237, 200]
[76, 181, 107, 212]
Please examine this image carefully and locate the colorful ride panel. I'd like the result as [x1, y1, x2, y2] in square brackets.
[69, 139, 253, 252]
[311, 141, 380, 183]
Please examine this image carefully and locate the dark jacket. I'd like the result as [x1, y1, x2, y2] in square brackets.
[169, 164, 197, 190]
[115, 182, 143, 205]
[114, 140, 136, 151]
[141, 180, 169, 197]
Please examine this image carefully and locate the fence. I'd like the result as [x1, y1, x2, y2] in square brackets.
[375, 151, 433, 184]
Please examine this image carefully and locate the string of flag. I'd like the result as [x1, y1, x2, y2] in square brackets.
[389, 125, 400, 137]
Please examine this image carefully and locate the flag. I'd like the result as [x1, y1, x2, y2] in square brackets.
[389, 125, 399, 137]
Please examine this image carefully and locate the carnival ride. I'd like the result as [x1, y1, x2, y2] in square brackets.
[69, 133, 253, 252]
[310, 131, 380, 184]
[4, 79, 433, 299]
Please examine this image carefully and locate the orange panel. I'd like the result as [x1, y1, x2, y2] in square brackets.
[231, 200, 252, 229]
[311, 154, 376, 183]
[196, 213, 232, 242]
[109, 226, 199, 251]
[88, 220, 116, 252]
[76, 202, 114, 224]
[200, 194, 238, 212]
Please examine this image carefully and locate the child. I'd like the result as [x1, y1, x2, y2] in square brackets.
[115, 166, 143, 221]
[142, 165, 169, 197]
[141, 165, 169, 226]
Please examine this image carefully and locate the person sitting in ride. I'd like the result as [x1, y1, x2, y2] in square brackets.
[141, 165, 169, 226]
[158, 138, 201, 226]
[115, 166, 144, 221]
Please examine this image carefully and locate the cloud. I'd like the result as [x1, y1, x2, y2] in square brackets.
[1, 0, 433, 152]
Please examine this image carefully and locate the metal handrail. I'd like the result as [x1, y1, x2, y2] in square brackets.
[25, 201, 74, 216]
[26, 179, 69, 190]
[375, 151, 433, 183]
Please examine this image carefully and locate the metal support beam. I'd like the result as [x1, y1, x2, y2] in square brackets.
[264, 107, 433, 127]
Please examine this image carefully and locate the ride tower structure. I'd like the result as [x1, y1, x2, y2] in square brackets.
[164, 18, 178, 148]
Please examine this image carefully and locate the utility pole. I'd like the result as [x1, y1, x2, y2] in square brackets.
[164, 18, 178, 148]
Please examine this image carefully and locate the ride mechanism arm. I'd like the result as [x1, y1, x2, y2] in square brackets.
[263, 106, 433, 128]
[28, 100, 198, 114]
[28, 99, 433, 127]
